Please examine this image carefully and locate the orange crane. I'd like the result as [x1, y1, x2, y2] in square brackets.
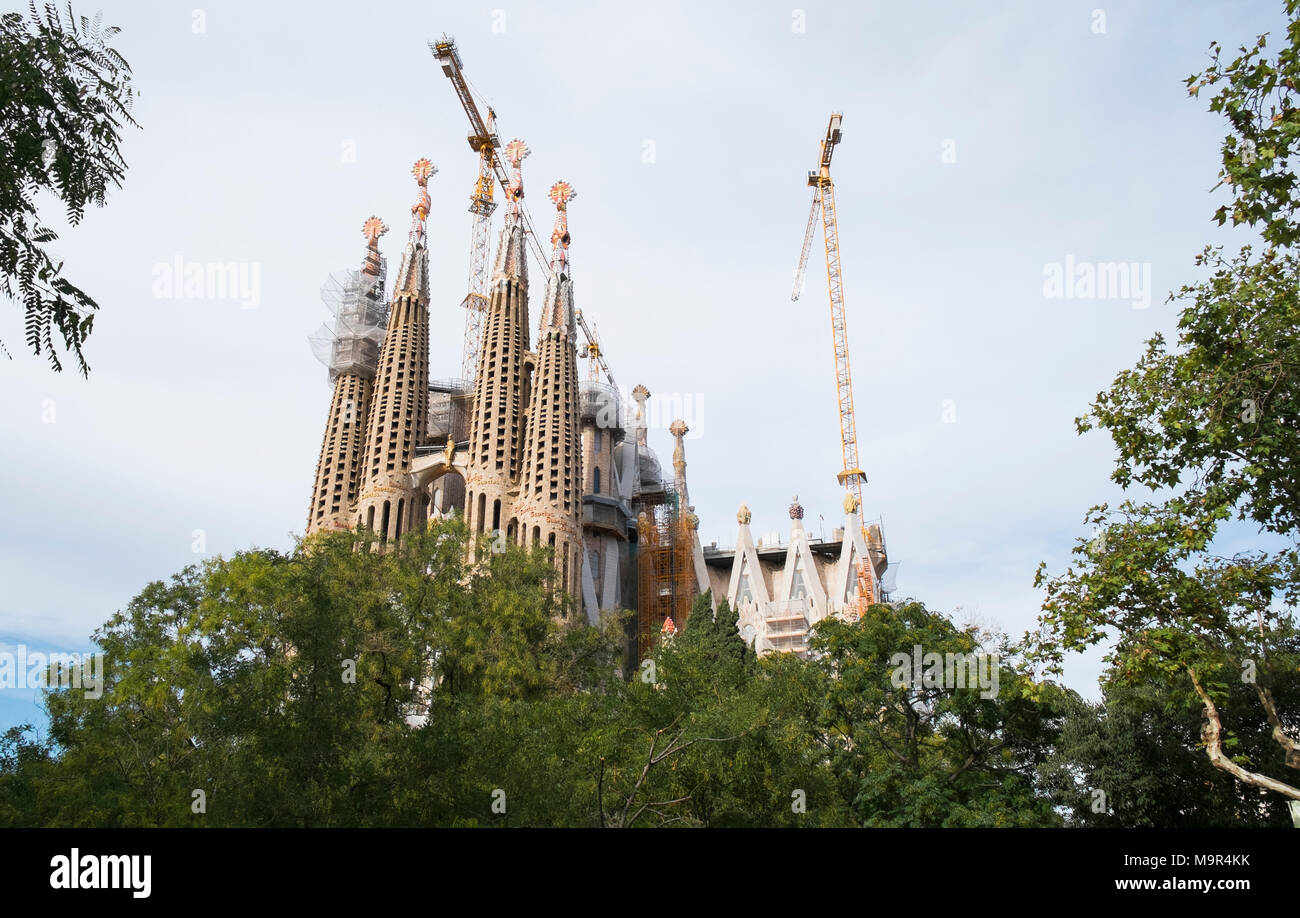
[430, 36, 617, 391]
[791, 112, 877, 612]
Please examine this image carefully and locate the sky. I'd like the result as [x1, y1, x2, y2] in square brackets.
[0, 0, 1285, 732]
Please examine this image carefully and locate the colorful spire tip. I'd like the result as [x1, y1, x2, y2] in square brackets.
[409, 158, 436, 242]
[549, 180, 576, 208]
[362, 216, 389, 243]
[548, 180, 575, 269]
[504, 139, 530, 167]
[503, 139, 529, 223]
[412, 157, 436, 186]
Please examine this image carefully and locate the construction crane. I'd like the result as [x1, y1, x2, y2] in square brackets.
[574, 309, 613, 384]
[791, 112, 877, 609]
[429, 36, 616, 391]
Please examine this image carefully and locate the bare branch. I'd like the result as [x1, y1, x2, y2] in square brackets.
[1190, 667, 1300, 801]
[1252, 682, 1300, 769]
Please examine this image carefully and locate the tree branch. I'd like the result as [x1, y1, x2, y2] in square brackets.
[1189, 667, 1300, 801]
[1252, 682, 1300, 769]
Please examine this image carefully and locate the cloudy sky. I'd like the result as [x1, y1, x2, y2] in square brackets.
[0, 0, 1280, 730]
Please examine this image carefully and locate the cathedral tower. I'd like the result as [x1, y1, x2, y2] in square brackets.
[464, 140, 532, 544]
[355, 159, 435, 546]
[306, 217, 389, 535]
[517, 180, 583, 598]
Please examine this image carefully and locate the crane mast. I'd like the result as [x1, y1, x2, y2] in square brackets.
[792, 112, 877, 609]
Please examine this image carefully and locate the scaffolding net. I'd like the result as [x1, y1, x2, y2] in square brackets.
[636, 486, 698, 661]
[579, 379, 621, 426]
[427, 387, 473, 443]
[309, 261, 388, 383]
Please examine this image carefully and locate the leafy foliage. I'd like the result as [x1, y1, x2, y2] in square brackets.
[1040, 671, 1300, 826]
[0, 528, 1079, 827]
[0, 2, 138, 373]
[809, 602, 1068, 827]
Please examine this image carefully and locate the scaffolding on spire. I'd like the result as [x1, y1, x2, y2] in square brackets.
[636, 488, 697, 660]
[308, 217, 389, 383]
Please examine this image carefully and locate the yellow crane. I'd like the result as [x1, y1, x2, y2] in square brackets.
[791, 112, 876, 610]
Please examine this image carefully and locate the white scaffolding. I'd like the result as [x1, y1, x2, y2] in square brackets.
[309, 261, 388, 383]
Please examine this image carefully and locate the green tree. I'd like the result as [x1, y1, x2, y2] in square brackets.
[1040, 669, 1300, 826]
[0, 2, 138, 373]
[1, 526, 1064, 828]
[810, 601, 1069, 827]
[0, 522, 642, 827]
[0, 724, 54, 825]
[1032, 3, 1300, 806]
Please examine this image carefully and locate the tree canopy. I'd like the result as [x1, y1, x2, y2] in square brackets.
[1, 525, 1078, 827]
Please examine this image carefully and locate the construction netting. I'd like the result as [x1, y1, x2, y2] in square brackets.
[427, 392, 454, 442]
[309, 262, 388, 383]
[425, 394, 465, 442]
[637, 448, 662, 491]
[578, 379, 621, 425]
[635, 487, 698, 661]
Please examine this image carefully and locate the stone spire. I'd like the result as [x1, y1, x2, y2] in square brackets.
[394, 157, 435, 300]
[518, 180, 585, 600]
[538, 180, 576, 340]
[631, 384, 651, 450]
[361, 215, 386, 278]
[306, 217, 390, 535]
[355, 159, 435, 547]
[670, 419, 690, 506]
[491, 139, 530, 285]
[464, 139, 532, 544]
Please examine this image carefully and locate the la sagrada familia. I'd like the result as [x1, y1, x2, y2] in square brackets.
[303, 149, 889, 660]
